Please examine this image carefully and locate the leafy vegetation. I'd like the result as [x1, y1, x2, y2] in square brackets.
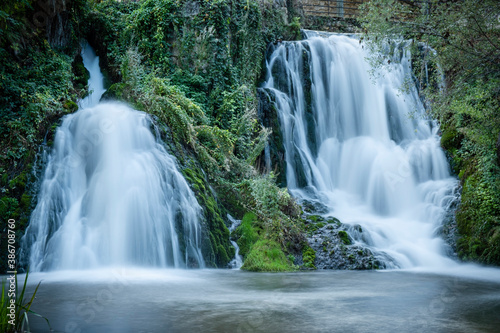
[359, 0, 500, 265]
[338, 230, 352, 246]
[1, 271, 50, 332]
[7, 0, 495, 273]
[0, 0, 307, 271]
[302, 245, 316, 269]
[241, 239, 295, 272]
[0, 0, 88, 272]
[234, 212, 260, 258]
[84, 0, 306, 269]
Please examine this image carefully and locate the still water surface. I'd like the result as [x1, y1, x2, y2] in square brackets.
[26, 269, 500, 333]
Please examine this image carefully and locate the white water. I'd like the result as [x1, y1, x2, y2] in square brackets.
[21, 44, 204, 271]
[227, 214, 243, 269]
[78, 43, 106, 109]
[263, 33, 459, 269]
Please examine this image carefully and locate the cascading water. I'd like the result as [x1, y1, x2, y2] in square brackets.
[21, 43, 205, 271]
[262, 32, 459, 269]
[78, 43, 106, 109]
[227, 214, 243, 269]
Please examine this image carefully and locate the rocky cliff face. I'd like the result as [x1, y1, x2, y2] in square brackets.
[30, 0, 75, 49]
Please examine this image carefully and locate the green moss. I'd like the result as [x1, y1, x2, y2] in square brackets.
[456, 171, 500, 264]
[309, 215, 323, 222]
[338, 230, 352, 245]
[305, 220, 326, 235]
[302, 245, 316, 269]
[181, 163, 234, 267]
[241, 239, 294, 272]
[216, 244, 230, 264]
[441, 128, 462, 151]
[234, 212, 260, 258]
[63, 100, 78, 113]
[101, 83, 127, 101]
[72, 53, 90, 92]
[327, 217, 341, 225]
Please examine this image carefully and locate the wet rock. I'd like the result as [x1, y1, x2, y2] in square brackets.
[437, 184, 461, 259]
[298, 197, 329, 214]
[302, 213, 389, 270]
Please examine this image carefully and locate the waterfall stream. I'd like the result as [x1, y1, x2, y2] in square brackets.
[21, 43, 205, 270]
[227, 214, 243, 269]
[262, 32, 459, 268]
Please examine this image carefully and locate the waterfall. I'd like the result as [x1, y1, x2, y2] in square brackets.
[21, 43, 205, 271]
[78, 43, 106, 109]
[227, 214, 243, 269]
[262, 32, 459, 268]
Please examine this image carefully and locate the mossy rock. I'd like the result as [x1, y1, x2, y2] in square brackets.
[302, 245, 316, 269]
[338, 230, 352, 245]
[63, 100, 78, 113]
[234, 212, 260, 258]
[327, 217, 341, 225]
[181, 163, 234, 268]
[216, 244, 230, 264]
[72, 53, 90, 91]
[440, 127, 463, 151]
[101, 83, 127, 101]
[309, 215, 324, 223]
[241, 239, 295, 272]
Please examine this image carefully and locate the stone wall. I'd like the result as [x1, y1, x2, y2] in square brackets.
[299, 0, 365, 18]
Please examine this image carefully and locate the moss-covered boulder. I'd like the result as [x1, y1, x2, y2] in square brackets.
[182, 165, 235, 268]
[242, 239, 295, 272]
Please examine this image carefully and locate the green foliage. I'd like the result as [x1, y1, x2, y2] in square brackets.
[0, 0, 299, 272]
[0, 197, 19, 221]
[72, 54, 90, 93]
[0, 46, 74, 169]
[338, 230, 352, 245]
[234, 212, 260, 257]
[108, 33, 301, 269]
[302, 245, 316, 269]
[0, 271, 50, 333]
[440, 128, 461, 152]
[241, 239, 295, 272]
[87, 0, 139, 81]
[182, 165, 234, 267]
[240, 172, 300, 222]
[0, 0, 89, 271]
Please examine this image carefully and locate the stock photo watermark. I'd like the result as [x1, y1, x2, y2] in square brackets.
[5, 219, 18, 326]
